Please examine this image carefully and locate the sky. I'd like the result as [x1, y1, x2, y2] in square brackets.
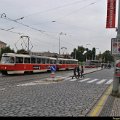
[0, 0, 118, 55]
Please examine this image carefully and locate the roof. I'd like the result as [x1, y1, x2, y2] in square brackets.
[0, 41, 7, 45]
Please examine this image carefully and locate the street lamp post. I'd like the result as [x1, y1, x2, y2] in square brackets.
[86, 44, 91, 61]
[59, 32, 66, 56]
[95, 48, 99, 60]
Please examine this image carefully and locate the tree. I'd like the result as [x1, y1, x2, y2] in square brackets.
[71, 46, 86, 62]
[92, 47, 96, 60]
[102, 50, 114, 63]
[16, 49, 29, 54]
[0, 46, 15, 59]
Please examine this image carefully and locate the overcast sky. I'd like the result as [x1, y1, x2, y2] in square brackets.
[0, 0, 118, 54]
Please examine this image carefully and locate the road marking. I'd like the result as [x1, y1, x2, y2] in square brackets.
[96, 79, 107, 84]
[64, 77, 72, 81]
[87, 79, 99, 83]
[17, 81, 55, 87]
[0, 88, 5, 91]
[88, 85, 112, 116]
[78, 78, 90, 82]
[105, 79, 113, 84]
[70, 78, 77, 81]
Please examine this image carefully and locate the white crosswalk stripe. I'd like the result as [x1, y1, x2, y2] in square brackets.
[78, 78, 90, 82]
[64, 77, 113, 85]
[87, 79, 99, 83]
[64, 77, 72, 81]
[96, 79, 107, 84]
[105, 79, 113, 84]
[70, 78, 77, 81]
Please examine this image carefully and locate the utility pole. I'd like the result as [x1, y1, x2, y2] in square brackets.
[58, 32, 66, 56]
[112, 0, 120, 97]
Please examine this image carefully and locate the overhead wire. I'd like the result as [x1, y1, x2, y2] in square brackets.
[22, 0, 90, 18]
[0, 27, 23, 35]
[53, 0, 100, 21]
[0, 0, 102, 51]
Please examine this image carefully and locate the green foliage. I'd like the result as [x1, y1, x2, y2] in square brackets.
[0, 46, 15, 59]
[16, 49, 29, 54]
[71, 46, 114, 63]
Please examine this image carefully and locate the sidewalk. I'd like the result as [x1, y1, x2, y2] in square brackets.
[84, 67, 102, 75]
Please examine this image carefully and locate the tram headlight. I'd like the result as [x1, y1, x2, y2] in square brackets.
[4, 67, 7, 70]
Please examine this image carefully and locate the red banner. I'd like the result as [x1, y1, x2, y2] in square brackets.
[106, 0, 116, 28]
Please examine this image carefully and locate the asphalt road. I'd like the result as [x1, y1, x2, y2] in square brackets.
[0, 68, 114, 116]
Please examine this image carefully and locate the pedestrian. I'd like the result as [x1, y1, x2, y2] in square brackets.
[80, 65, 84, 78]
[76, 65, 80, 79]
[72, 66, 77, 79]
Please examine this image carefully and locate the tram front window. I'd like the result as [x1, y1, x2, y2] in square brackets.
[1, 56, 14, 64]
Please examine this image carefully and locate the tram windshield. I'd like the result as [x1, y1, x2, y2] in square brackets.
[1, 56, 14, 64]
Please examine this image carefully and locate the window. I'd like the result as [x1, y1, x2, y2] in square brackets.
[31, 57, 36, 63]
[1, 56, 14, 64]
[10, 57, 14, 63]
[16, 57, 23, 63]
[24, 58, 30, 63]
[37, 58, 41, 64]
[42, 58, 46, 64]
[46, 59, 50, 64]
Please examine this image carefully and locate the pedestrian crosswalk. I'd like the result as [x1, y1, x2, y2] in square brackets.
[64, 77, 113, 85]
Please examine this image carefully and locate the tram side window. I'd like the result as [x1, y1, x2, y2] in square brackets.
[31, 57, 36, 63]
[60, 60, 62, 64]
[24, 58, 30, 63]
[53, 60, 56, 64]
[37, 58, 41, 64]
[46, 59, 50, 64]
[16, 57, 23, 63]
[42, 58, 46, 64]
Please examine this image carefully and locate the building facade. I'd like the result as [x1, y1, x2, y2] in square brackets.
[0, 41, 6, 49]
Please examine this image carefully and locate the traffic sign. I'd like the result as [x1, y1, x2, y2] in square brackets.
[111, 38, 120, 55]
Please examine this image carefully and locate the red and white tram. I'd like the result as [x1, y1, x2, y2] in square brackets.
[0, 53, 78, 75]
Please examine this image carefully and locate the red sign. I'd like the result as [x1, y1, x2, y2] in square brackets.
[106, 0, 116, 28]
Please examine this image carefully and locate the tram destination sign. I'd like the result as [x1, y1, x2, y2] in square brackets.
[111, 38, 120, 55]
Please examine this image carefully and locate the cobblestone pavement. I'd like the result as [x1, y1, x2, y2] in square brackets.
[100, 92, 120, 116]
[0, 68, 113, 116]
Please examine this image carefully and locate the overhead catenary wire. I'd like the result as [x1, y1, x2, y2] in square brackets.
[0, 0, 102, 53]
[22, 0, 90, 18]
[0, 27, 23, 35]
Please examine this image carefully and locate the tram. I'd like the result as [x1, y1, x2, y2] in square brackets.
[0, 53, 78, 75]
[85, 60, 101, 68]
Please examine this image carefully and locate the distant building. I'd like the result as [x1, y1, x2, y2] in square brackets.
[0, 41, 6, 49]
[0, 41, 7, 55]
[31, 51, 72, 59]
[31, 51, 58, 57]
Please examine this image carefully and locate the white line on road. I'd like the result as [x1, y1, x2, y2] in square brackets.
[96, 79, 107, 84]
[79, 78, 90, 82]
[0, 88, 5, 91]
[105, 79, 113, 84]
[87, 79, 99, 83]
[70, 78, 77, 81]
[64, 77, 72, 81]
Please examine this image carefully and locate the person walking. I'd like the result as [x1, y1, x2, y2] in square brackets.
[72, 66, 77, 79]
[76, 65, 80, 79]
[80, 65, 84, 78]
